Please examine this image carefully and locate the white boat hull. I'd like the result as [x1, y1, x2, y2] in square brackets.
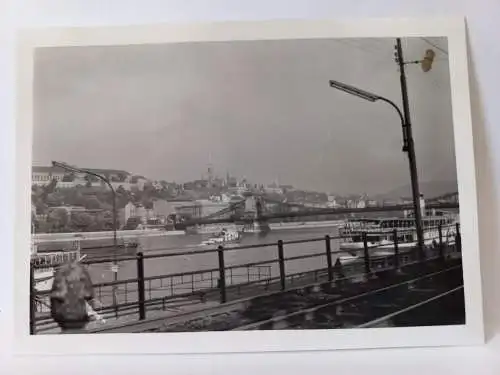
[340, 243, 369, 251]
[337, 213, 459, 265]
[200, 231, 242, 246]
[377, 238, 456, 250]
[338, 255, 361, 264]
[34, 269, 55, 292]
[201, 239, 241, 246]
[340, 234, 457, 252]
[339, 236, 457, 263]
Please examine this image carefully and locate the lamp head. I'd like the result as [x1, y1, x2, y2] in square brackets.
[328, 79, 380, 102]
[420, 49, 435, 73]
[51, 161, 79, 173]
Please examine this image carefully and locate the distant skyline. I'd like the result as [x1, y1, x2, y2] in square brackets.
[33, 37, 457, 196]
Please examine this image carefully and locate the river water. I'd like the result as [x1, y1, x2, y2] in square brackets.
[87, 225, 342, 294]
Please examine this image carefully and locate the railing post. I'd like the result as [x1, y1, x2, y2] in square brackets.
[393, 229, 400, 272]
[456, 223, 462, 253]
[438, 224, 444, 260]
[29, 261, 36, 335]
[333, 257, 345, 287]
[218, 245, 227, 303]
[362, 233, 372, 279]
[325, 235, 333, 282]
[277, 240, 286, 291]
[136, 252, 146, 321]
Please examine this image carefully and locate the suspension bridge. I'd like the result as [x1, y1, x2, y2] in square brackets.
[174, 191, 459, 229]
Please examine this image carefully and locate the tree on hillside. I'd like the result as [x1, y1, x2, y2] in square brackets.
[62, 173, 75, 182]
[32, 185, 46, 214]
[68, 212, 94, 232]
[45, 179, 58, 194]
[117, 173, 128, 182]
[100, 202, 113, 212]
[102, 210, 115, 230]
[142, 181, 155, 193]
[88, 214, 107, 232]
[115, 186, 131, 209]
[47, 208, 69, 232]
[85, 175, 99, 183]
[57, 187, 83, 206]
[31, 210, 38, 232]
[142, 199, 154, 210]
[31, 179, 58, 208]
[116, 185, 126, 195]
[33, 201, 48, 216]
[46, 192, 64, 207]
[81, 196, 102, 210]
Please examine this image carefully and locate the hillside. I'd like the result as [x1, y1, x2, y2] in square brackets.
[375, 180, 458, 201]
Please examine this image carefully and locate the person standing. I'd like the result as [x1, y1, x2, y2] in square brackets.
[50, 260, 95, 334]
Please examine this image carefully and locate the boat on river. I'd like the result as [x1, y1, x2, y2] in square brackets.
[200, 228, 243, 246]
[337, 208, 459, 264]
[31, 236, 81, 293]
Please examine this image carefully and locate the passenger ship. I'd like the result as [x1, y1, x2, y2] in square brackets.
[31, 235, 81, 293]
[338, 197, 459, 263]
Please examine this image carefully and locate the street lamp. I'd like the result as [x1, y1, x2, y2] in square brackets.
[52, 161, 119, 313]
[328, 80, 407, 151]
[328, 38, 429, 260]
[328, 79, 425, 257]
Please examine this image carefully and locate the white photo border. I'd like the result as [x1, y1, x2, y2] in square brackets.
[13, 17, 484, 355]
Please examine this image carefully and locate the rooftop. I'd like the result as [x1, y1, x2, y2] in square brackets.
[32, 166, 131, 176]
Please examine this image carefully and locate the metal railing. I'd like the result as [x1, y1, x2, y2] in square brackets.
[30, 222, 462, 333]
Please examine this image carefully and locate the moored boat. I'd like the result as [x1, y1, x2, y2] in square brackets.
[200, 228, 242, 246]
[337, 206, 459, 264]
[31, 237, 81, 293]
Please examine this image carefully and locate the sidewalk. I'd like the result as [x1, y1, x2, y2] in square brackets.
[39, 299, 221, 334]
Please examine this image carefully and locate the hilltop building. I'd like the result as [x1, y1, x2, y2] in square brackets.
[31, 165, 148, 191]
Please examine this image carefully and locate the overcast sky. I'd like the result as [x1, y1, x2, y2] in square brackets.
[33, 37, 456, 195]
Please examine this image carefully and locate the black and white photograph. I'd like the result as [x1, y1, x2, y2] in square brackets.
[17, 20, 483, 351]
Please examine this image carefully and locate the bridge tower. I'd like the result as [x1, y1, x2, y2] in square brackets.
[244, 194, 256, 212]
[255, 197, 263, 218]
[243, 194, 270, 233]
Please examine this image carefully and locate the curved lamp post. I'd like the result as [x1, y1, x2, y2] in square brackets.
[52, 161, 119, 314]
[328, 38, 427, 260]
[328, 79, 425, 258]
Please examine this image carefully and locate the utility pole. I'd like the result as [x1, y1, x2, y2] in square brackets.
[329, 38, 436, 261]
[394, 38, 425, 260]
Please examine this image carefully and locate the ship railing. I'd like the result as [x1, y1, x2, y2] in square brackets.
[30, 222, 462, 334]
[31, 250, 81, 268]
[339, 222, 457, 237]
